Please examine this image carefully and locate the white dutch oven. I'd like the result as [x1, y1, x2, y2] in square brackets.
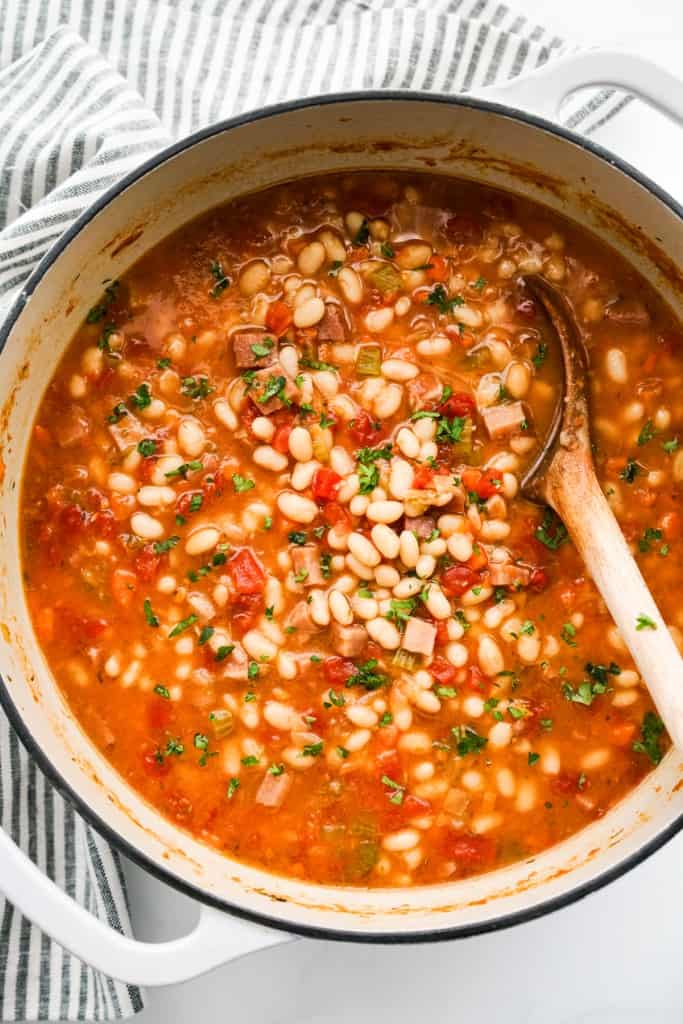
[1, 50, 683, 987]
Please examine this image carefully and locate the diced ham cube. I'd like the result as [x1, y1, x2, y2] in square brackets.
[220, 643, 249, 680]
[55, 407, 90, 448]
[406, 372, 443, 410]
[402, 617, 437, 657]
[404, 516, 436, 539]
[107, 411, 147, 451]
[317, 303, 347, 344]
[248, 364, 299, 414]
[481, 401, 529, 440]
[290, 545, 324, 587]
[232, 329, 277, 369]
[255, 771, 292, 808]
[285, 600, 322, 636]
[488, 563, 531, 588]
[331, 622, 368, 658]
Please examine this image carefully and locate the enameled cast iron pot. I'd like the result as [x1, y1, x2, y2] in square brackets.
[1, 50, 683, 986]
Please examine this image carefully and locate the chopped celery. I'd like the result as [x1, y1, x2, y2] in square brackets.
[392, 648, 416, 670]
[367, 264, 403, 294]
[310, 422, 332, 462]
[209, 709, 234, 740]
[356, 345, 382, 377]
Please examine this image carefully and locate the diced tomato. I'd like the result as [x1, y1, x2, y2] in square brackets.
[434, 620, 449, 647]
[111, 568, 138, 606]
[133, 545, 161, 583]
[110, 493, 136, 520]
[311, 467, 342, 503]
[467, 545, 488, 572]
[440, 830, 496, 869]
[441, 563, 477, 596]
[465, 666, 488, 693]
[142, 749, 170, 778]
[231, 592, 263, 633]
[529, 566, 549, 592]
[202, 469, 225, 503]
[176, 490, 202, 517]
[375, 748, 402, 784]
[229, 548, 266, 594]
[349, 410, 382, 446]
[427, 254, 448, 282]
[147, 696, 172, 732]
[56, 608, 109, 645]
[461, 468, 501, 499]
[659, 511, 681, 540]
[412, 465, 434, 490]
[551, 773, 582, 795]
[60, 503, 86, 533]
[322, 501, 352, 530]
[610, 719, 638, 747]
[265, 300, 293, 336]
[439, 391, 475, 418]
[272, 422, 293, 454]
[400, 794, 432, 820]
[90, 509, 117, 538]
[430, 656, 456, 687]
[322, 656, 355, 687]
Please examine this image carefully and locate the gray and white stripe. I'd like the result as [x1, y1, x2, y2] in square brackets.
[0, 0, 630, 1019]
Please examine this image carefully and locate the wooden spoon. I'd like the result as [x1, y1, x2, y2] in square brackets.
[520, 274, 683, 749]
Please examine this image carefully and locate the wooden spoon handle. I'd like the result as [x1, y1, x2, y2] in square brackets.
[548, 452, 683, 749]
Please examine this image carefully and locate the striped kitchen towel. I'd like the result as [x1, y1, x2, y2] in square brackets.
[0, 0, 630, 1019]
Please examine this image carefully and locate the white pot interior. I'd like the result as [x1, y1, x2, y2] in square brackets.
[1, 96, 682, 937]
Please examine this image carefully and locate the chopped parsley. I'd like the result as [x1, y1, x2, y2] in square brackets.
[560, 622, 577, 647]
[181, 376, 214, 400]
[535, 507, 569, 550]
[268, 763, 285, 776]
[386, 598, 416, 628]
[153, 535, 180, 554]
[232, 473, 255, 492]
[633, 711, 665, 765]
[106, 402, 127, 425]
[346, 659, 387, 691]
[532, 342, 548, 368]
[352, 219, 370, 246]
[380, 242, 395, 259]
[241, 756, 260, 767]
[620, 458, 643, 484]
[301, 742, 324, 758]
[248, 661, 260, 680]
[336, 746, 350, 759]
[227, 777, 240, 798]
[129, 383, 151, 410]
[328, 260, 343, 277]
[137, 438, 157, 457]
[379, 711, 393, 727]
[426, 283, 465, 316]
[165, 737, 184, 757]
[636, 613, 657, 631]
[198, 625, 215, 646]
[86, 280, 119, 323]
[153, 685, 170, 699]
[528, 752, 540, 766]
[662, 437, 679, 454]
[210, 260, 230, 298]
[143, 599, 159, 628]
[356, 445, 393, 495]
[639, 527, 663, 553]
[168, 614, 198, 639]
[165, 459, 202, 479]
[381, 775, 405, 805]
[215, 645, 235, 662]
[250, 336, 274, 359]
[452, 725, 487, 757]
[473, 275, 487, 291]
[637, 420, 656, 446]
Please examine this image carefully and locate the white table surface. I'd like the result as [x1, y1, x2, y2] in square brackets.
[122, 2, 683, 1021]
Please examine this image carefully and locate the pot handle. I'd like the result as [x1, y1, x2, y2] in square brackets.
[0, 825, 294, 986]
[473, 49, 683, 126]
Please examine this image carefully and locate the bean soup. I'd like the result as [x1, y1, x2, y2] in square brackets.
[21, 173, 681, 887]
